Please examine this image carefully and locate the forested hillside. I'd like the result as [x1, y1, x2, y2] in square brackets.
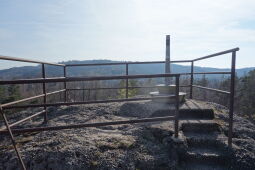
[0, 60, 254, 79]
[193, 70, 255, 122]
[0, 60, 254, 122]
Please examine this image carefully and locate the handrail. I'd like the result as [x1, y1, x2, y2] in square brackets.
[1, 89, 66, 108]
[0, 48, 239, 67]
[180, 72, 231, 75]
[3, 95, 176, 109]
[65, 60, 193, 67]
[193, 48, 239, 61]
[66, 85, 190, 91]
[8, 110, 46, 129]
[0, 73, 180, 85]
[0, 115, 175, 134]
[0, 72, 231, 85]
[0, 55, 65, 66]
[192, 85, 230, 94]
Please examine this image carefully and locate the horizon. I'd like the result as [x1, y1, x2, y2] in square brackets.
[0, 58, 253, 71]
[1, 0, 255, 69]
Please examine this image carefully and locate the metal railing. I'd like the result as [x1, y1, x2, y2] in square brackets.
[0, 47, 239, 170]
[190, 47, 239, 148]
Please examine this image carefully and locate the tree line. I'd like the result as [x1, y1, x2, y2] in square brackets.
[1, 69, 254, 122]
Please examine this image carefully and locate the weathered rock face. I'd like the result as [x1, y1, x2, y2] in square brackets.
[0, 101, 185, 170]
[0, 100, 254, 170]
[196, 101, 255, 169]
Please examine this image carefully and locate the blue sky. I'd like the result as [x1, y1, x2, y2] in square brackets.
[0, 0, 255, 69]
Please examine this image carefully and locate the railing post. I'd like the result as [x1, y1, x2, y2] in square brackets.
[42, 64, 47, 123]
[174, 75, 180, 138]
[228, 51, 236, 148]
[88, 89, 90, 100]
[0, 107, 26, 170]
[63, 66, 67, 102]
[125, 63, 129, 98]
[190, 61, 194, 99]
[83, 82, 85, 101]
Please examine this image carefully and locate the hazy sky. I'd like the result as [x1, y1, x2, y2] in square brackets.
[0, 0, 255, 69]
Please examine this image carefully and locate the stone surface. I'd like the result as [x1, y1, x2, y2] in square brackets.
[0, 99, 254, 170]
[150, 91, 186, 103]
[156, 84, 176, 94]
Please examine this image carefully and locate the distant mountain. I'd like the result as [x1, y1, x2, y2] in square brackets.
[0, 59, 254, 80]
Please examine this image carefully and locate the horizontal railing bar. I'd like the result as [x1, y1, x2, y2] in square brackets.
[0, 48, 239, 67]
[6, 110, 45, 130]
[171, 60, 193, 63]
[46, 89, 66, 96]
[0, 55, 65, 66]
[0, 116, 175, 134]
[1, 94, 45, 107]
[180, 72, 231, 75]
[66, 85, 190, 91]
[0, 74, 180, 85]
[65, 60, 192, 67]
[67, 87, 150, 90]
[66, 62, 160, 67]
[4, 96, 173, 109]
[0, 77, 65, 85]
[193, 48, 239, 61]
[66, 62, 162, 66]
[193, 85, 230, 94]
[1, 89, 66, 107]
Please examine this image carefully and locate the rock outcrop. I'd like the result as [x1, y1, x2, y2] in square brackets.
[0, 100, 254, 170]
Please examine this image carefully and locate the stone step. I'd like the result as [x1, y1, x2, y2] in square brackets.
[150, 91, 186, 103]
[184, 131, 226, 139]
[179, 149, 230, 168]
[185, 132, 228, 149]
[179, 109, 214, 120]
[181, 120, 221, 133]
[178, 162, 229, 170]
[187, 147, 225, 156]
[150, 109, 214, 120]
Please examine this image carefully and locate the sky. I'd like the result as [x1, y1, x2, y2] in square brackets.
[0, 0, 255, 69]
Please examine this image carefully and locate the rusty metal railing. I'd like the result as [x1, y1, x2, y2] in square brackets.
[190, 47, 239, 148]
[0, 47, 239, 169]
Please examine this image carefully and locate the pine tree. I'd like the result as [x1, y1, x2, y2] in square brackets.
[0, 86, 6, 103]
[118, 79, 138, 98]
[4, 85, 21, 103]
[197, 74, 208, 100]
[238, 70, 255, 119]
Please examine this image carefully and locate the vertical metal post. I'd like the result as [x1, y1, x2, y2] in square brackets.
[174, 75, 180, 138]
[42, 64, 47, 123]
[63, 66, 67, 102]
[165, 35, 171, 85]
[88, 89, 90, 100]
[83, 82, 85, 101]
[125, 63, 129, 98]
[74, 90, 76, 101]
[228, 51, 236, 147]
[0, 107, 26, 170]
[190, 61, 194, 99]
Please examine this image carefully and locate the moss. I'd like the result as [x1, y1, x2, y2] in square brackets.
[94, 151, 102, 157]
[96, 137, 135, 151]
[16, 136, 33, 144]
[90, 160, 99, 167]
[0, 144, 13, 150]
[114, 140, 135, 149]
